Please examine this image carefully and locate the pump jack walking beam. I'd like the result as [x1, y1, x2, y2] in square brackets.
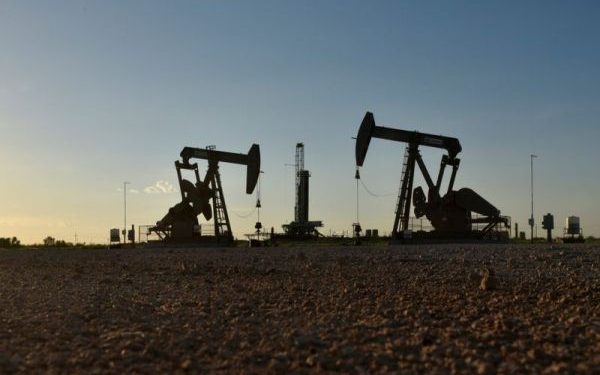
[181, 144, 261, 194]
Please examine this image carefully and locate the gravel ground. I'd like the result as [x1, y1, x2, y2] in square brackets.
[0, 244, 599, 374]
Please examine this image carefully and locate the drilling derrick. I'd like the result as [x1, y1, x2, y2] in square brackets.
[282, 143, 322, 238]
[294, 143, 304, 222]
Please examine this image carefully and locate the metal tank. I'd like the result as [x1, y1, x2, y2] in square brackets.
[566, 216, 580, 235]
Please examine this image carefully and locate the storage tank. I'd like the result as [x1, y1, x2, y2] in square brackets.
[110, 228, 120, 243]
[566, 216, 580, 235]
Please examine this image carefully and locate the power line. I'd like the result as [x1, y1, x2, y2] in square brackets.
[358, 178, 395, 197]
[231, 207, 257, 219]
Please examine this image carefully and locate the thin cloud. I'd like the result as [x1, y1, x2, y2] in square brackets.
[144, 180, 175, 194]
[116, 187, 141, 194]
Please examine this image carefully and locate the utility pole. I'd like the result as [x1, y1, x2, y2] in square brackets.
[529, 154, 537, 243]
[123, 181, 130, 244]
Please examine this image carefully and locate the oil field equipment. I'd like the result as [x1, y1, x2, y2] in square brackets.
[281, 143, 323, 238]
[150, 144, 260, 245]
[563, 216, 585, 243]
[355, 112, 509, 242]
[542, 213, 554, 243]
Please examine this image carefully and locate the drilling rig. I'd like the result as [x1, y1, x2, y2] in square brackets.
[355, 112, 509, 242]
[281, 143, 323, 238]
[150, 144, 260, 246]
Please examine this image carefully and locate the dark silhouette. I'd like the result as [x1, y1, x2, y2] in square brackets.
[281, 143, 323, 239]
[355, 112, 509, 242]
[0, 237, 21, 248]
[150, 144, 260, 246]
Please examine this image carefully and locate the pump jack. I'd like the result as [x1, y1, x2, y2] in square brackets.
[355, 112, 509, 241]
[150, 144, 260, 245]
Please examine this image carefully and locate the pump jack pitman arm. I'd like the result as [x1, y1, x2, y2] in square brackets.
[355, 112, 462, 166]
[180, 144, 261, 194]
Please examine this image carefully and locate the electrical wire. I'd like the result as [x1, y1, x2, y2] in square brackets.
[231, 207, 257, 219]
[232, 171, 263, 220]
[358, 178, 396, 197]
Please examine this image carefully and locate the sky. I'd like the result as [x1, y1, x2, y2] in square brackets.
[1, 1, 599, 244]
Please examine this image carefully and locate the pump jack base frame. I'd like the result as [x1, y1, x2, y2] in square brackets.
[389, 229, 510, 245]
[562, 236, 585, 244]
[144, 236, 234, 248]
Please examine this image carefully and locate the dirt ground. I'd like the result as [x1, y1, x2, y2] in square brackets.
[0, 243, 599, 374]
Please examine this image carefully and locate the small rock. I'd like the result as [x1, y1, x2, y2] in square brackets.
[476, 361, 490, 375]
[294, 333, 325, 349]
[305, 355, 317, 367]
[480, 267, 497, 291]
[180, 359, 192, 369]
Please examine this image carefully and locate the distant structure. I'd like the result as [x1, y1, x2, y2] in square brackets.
[542, 213, 554, 243]
[150, 144, 260, 246]
[282, 143, 323, 238]
[43, 236, 56, 246]
[364, 229, 379, 238]
[110, 228, 120, 244]
[355, 112, 510, 242]
[563, 216, 584, 243]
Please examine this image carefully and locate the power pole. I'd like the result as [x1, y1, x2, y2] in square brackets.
[529, 154, 537, 243]
[124, 181, 130, 244]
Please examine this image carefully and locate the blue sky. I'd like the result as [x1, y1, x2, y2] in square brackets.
[1, 1, 599, 243]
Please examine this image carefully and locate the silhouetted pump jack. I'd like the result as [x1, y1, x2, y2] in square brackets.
[151, 144, 260, 245]
[355, 112, 509, 241]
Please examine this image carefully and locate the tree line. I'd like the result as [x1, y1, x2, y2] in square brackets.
[0, 237, 21, 247]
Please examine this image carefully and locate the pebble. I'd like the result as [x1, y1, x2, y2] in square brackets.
[0, 244, 598, 374]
